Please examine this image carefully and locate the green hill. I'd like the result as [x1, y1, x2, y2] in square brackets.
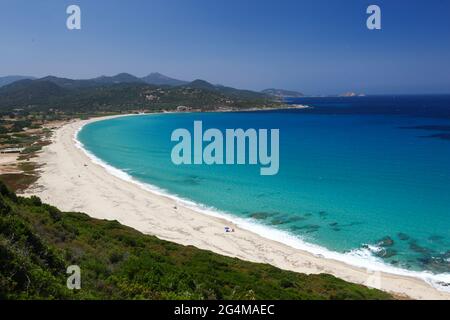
[0, 75, 277, 114]
[141, 72, 189, 86]
[0, 80, 69, 107]
[0, 181, 391, 300]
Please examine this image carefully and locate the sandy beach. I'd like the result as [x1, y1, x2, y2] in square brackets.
[0, 153, 20, 174]
[24, 115, 450, 300]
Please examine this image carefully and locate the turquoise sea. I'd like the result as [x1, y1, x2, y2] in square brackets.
[78, 96, 450, 289]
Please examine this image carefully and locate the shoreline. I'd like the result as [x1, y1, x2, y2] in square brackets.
[25, 113, 450, 300]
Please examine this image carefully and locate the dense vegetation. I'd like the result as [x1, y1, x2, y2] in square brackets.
[0, 75, 279, 114]
[0, 181, 392, 300]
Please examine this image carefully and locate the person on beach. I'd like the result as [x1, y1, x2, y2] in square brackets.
[224, 227, 235, 233]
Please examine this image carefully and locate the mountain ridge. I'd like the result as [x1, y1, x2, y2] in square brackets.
[0, 74, 279, 112]
[0, 75, 36, 88]
[1, 73, 305, 100]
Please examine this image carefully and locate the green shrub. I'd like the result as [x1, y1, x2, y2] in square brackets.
[0, 181, 392, 300]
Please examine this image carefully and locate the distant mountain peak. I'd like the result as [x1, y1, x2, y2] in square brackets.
[147, 72, 167, 78]
[190, 79, 213, 85]
[95, 73, 144, 83]
[187, 79, 218, 91]
[141, 72, 188, 86]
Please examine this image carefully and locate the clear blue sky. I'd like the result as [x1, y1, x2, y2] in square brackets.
[1, 0, 449, 95]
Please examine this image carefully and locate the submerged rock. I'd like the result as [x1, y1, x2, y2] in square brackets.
[383, 249, 398, 258]
[366, 242, 397, 258]
[409, 241, 432, 255]
[339, 221, 362, 228]
[250, 212, 273, 220]
[443, 251, 450, 259]
[271, 218, 286, 225]
[291, 224, 321, 233]
[397, 233, 410, 241]
[287, 215, 307, 223]
[417, 255, 450, 273]
[329, 222, 339, 227]
[297, 224, 321, 233]
[375, 248, 397, 259]
[377, 236, 395, 247]
[428, 235, 444, 242]
[183, 176, 202, 185]
[289, 225, 303, 232]
[318, 211, 328, 218]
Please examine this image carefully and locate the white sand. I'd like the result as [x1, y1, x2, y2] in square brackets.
[0, 153, 17, 165]
[25, 115, 450, 300]
[0, 153, 20, 174]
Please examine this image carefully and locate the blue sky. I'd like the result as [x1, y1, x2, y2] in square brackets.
[1, 0, 449, 94]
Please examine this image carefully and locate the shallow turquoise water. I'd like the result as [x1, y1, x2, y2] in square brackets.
[78, 108, 450, 279]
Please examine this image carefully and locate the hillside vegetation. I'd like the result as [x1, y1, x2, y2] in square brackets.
[0, 75, 278, 114]
[0, 181, 392, 300]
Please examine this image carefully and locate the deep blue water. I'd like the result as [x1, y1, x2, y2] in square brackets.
[78, 95, 450, 285]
